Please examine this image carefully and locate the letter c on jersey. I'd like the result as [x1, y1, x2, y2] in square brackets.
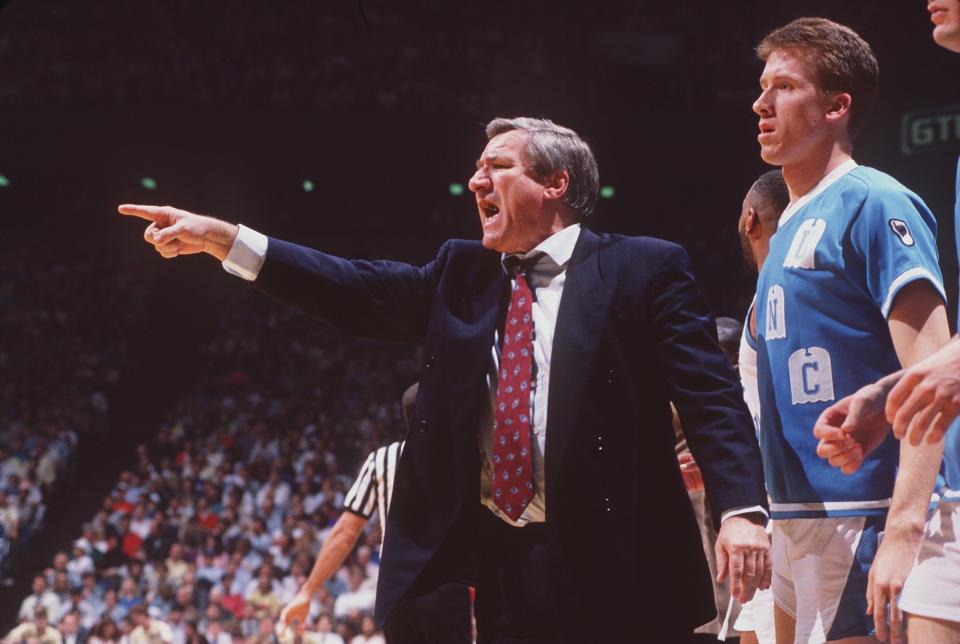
[788, 347, 835, 405]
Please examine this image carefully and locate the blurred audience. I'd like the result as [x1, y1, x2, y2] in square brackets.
[5, 297, 415, 643]
[1, 247, 145, 592]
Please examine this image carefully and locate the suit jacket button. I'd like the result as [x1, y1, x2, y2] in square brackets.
[607, 369, 615, 384]
[426, 355, 436, 369]
[418, 419, 428, 433]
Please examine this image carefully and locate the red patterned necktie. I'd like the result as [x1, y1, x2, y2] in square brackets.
[492, 261, 536, 520]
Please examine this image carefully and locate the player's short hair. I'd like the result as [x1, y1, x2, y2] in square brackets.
[749, 169, 790, 224]
[485, 117, 599, 220]
[757, 17, 879, 141]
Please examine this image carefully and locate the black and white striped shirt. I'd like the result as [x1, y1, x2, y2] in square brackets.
[342, 441, 403, 538]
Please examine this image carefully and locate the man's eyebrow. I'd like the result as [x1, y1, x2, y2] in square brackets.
[476, 154, 508, 169]
[760, 70, 802, 84]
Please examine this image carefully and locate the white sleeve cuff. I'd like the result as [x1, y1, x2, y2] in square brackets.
[880, 267, 946, 318]
[222, 224, 268, 281]
[720, 505, 768, 525]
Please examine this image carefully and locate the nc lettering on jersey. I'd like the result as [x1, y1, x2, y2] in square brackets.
[765, 284, 786, 340]
[783, 218, 826, 269]
[788, 347, 835, 405]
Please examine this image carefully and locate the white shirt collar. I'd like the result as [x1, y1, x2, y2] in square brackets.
[778, 159, 858, 228]
[502, 223, 582, 270]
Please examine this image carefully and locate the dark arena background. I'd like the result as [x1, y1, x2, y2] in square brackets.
[0, 0, 957, 641]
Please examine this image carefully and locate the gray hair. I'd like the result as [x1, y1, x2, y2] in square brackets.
[485, 116, 600, 220]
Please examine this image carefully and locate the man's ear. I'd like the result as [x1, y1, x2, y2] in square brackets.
[745, 207, 759, 237]
[825, 91, 852, 123]
[542, 170, 570, 201]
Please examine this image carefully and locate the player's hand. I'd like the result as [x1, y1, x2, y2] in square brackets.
[886, 339, 960, 446]
[715, 515, 771, 604]
[813, 382, 892, 474]
[118, 204, 239, 261]
[677, 452, 704, 492]
[278, 589, 311, 637]
[867, 530, 923, 644]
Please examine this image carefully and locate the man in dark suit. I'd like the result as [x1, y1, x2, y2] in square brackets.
[119, 116, 769, 643]
[58, 611, 88, 644]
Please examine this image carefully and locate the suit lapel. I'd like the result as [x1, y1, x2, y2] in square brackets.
[444, 254, 505, 434]
[545, 228, 614, 496]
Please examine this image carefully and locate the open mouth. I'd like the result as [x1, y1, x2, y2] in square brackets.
[758, 122, 776, 143]
[481, 203, 501, 225]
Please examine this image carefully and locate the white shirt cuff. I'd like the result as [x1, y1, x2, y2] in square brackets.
[720, 505, 768, 525]
[222, 224, 268, 281]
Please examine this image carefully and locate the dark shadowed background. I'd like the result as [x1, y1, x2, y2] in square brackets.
[2, 0, 958, 315]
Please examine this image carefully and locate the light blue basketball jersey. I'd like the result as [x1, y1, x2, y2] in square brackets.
[945, 156, 960, 502]
[756, 161, 946, 519]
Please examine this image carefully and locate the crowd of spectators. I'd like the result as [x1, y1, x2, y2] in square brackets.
[5, 295, 418, 644]
[0, 1, 890, 114]
[0, 247, 146, 581]
[0, 1, 550, 114]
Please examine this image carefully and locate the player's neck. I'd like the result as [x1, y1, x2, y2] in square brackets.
[754, 245, 769, 273]
[782, 145, 853, 203]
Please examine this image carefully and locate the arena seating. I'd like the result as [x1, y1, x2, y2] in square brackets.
[9, 295, 417, 643]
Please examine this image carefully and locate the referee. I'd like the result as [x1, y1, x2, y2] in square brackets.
[279, 384, 472, 643]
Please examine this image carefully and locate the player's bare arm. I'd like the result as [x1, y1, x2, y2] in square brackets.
[870, 280, 950, 643]
[887, 336, 960, 446]
[815, 336, 960, 475]
[278, 511, 367, 635]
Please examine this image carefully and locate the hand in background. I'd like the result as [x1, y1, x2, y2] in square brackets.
[887, 338, 960, 445]
[814, 381, 894, 474]
[278, 589, 312, 637]
[715, 515, 771, 603]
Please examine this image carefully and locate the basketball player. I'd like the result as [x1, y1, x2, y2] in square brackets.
[735, 170, 789, 644]
[814, 3, 960, 642]
[751, 17, 950, 644]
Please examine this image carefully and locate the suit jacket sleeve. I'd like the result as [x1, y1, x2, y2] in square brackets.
[251, 237, 450, 344]
[648, 242, 766, 528]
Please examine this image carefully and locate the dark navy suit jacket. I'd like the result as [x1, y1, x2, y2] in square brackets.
[253, 227, 766, 636]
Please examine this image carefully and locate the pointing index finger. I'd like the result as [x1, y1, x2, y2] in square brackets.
[118, 204, 164, 221]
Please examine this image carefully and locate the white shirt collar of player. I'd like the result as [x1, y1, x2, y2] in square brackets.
[502, 223, 581, 271]
[778, 159, 859, 228]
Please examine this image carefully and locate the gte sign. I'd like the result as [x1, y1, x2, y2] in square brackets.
[902, 106, 960, 155]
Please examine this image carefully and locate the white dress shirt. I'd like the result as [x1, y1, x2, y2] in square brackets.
[478, 223, 582, 526]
